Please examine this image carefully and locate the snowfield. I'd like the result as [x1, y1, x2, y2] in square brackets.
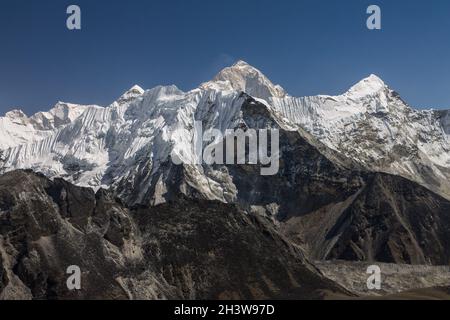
[1, 60, 450, 201]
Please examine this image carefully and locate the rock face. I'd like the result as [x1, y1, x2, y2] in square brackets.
[321, 173, 450, 265]
[198, 98, 450, 267]
[0, 170, 348, 300]
[284, 171, 450, 265]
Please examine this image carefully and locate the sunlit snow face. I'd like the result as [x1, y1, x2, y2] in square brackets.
[171, 121, 280, 176]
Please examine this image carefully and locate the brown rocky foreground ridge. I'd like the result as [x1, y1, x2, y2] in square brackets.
[0, 170, 349, 299]
[0, 170, 449, 300]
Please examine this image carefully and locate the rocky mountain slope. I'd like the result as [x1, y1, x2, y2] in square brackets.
[0, 170, 348, 299]
[1, 61, 450, 299]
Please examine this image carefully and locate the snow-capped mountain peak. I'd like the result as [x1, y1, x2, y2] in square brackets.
[1, 61, 450, 204]
[30, 102, 90, 130]
[4, 109, 27, 120]
[233, 60, 252, 67]
[344, 74, 387, 99]
[202, 60, 286, 100]
[130, 84, 145, 92]
[117, 84, 146, 104]
[0, 101, 95, 149]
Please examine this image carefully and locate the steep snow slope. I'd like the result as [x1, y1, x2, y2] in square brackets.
[0, 83, 247, 205]
[0, 102, 95, 149]
[266, 74, 450, 198]
[201, 60, 286, 100]
[1, 61, 449, 201]
[202, 61, 450, 199]
[204, 61, 450, 199]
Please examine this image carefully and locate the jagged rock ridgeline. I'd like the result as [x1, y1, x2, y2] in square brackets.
[1, 61, 450, 201]
[0, 170, 349, 299]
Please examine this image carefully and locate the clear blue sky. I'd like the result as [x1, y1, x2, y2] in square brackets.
[1, 0, 450, 115]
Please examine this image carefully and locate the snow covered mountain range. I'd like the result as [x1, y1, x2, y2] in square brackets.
[3, 62, 450, 299]
[1, 60, 450, 202]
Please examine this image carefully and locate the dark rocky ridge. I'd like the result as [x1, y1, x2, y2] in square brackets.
[202, 97, 450, 266]
[323, 173, 450, 265]
[109, 96, 450, 268]
[0, 170, 348, 299]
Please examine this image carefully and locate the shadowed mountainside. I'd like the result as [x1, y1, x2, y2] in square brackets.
[0, 170, 348, 299]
